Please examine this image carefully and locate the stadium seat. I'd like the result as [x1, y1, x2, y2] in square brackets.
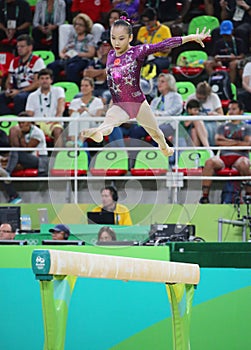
[221, 83, 237, 109]
[53, 82, 79, 108]
[176, 81, 196, 102]
[172, 50, 208, 80]
[174, 150, 212, 176]
[131, 149, 169, 176]
[0, 115, 18, 135]
[188, 15, 219, 38]
[0, 52, 14, 76]
[50, 150, 88, 176]
[33, 50, 55, 66]
[90, 150, 128, 176]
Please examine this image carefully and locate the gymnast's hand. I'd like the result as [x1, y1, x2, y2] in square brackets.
[182, 27, 211, 48]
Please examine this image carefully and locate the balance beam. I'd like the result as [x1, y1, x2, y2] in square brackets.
[32, 249, 200, 284]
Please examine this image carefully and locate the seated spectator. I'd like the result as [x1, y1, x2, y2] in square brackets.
[186, 81, 224, 146]
[0, 34, 45, 116]
[0, 0, 32, 47]
[204, 20, 245, 84]
[92, 186, 132, 225]
[136, 7, 172, 74]
[0, 117, 48, 204]
[32, 0, 66, 59]
[83, 40, 112, 106]
[0, 223, 15, 240]
[238, 61, 251, 112]
[145, 0, 191, 35]
[49, 224, 71, 240]
[25, 68, 65, 147]
[48, 14, 96, 86]
[182, 99, 210, 147]
[97, 226, 117, 242]
[71, 0, 111, 25]
[210, 0, 251, 55]
[67, 77, 104, 143]
[199, 100, 251, 204]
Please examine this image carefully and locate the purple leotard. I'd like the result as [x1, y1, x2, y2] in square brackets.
[106, 37, 182, 119]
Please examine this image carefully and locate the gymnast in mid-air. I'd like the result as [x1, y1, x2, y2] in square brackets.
[81, 17, 210, 156]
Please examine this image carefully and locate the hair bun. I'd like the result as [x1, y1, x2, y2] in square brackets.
[120, 16, 133, 24]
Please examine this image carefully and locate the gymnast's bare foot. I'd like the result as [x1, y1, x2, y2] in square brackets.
[80, 128, 103, 143]
[159, 146, 174, 157]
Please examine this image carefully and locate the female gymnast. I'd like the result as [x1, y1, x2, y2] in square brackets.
[81, 18, 210, 156]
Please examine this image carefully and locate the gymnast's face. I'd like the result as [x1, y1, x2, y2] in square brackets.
[111, 25, 133, 56]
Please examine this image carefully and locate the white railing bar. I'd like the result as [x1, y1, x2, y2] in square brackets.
[1, 175, 250, 181]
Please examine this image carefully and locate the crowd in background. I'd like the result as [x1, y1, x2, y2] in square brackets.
[0, 0, 251, 204]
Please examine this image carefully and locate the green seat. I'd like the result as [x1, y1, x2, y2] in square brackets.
[50, 150, 88, 176]
[231, 83, 237, 99]
[176, 150, 212, 175]
[188, 15, 220, 35]
[131, 149, 169, 176]
[176, 50, 208, 68]
[90, 150, 128, 176]
[176, 81, 196, 102]
[0, 115, 18, 135]
[33, 50, 55, 66]
[53, 82, 79, 103]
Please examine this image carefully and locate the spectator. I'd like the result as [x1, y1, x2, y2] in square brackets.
[186, 81, 224, 146]
[145, 0, 191, 35]
[0, 34, 46, 116]
[211, 0, 251, 54]
[48, 13, 96, 86]
[97, 226, 117, 241]
[136, 7, 172, 74]
[0, 116, 48, 204]
[238, 61, 251, 111]
[204, 20, 245, 84]
[67, 77, 104, 142]
[0, 0, 32, 45]
[49, 224, 71, 240]
[0, 223, 15, 240]
[71, 0, 111, 25]
[25, 68, 65, 147]
[199, 100, 251, 204]
[32, 0, 66, 58]
[92, 186, 132, 225]
[182, 99, 210, 147]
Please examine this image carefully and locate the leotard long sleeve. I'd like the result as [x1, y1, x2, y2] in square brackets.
[106, 36, 182, 118]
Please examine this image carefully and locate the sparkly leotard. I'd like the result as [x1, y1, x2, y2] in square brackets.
[106, 37, 182, 119]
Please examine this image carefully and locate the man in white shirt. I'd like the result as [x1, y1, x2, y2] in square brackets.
[26, 68, 65, 147]
[0, 34, 45, 115]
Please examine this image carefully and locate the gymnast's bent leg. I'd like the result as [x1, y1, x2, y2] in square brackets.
[136, 101, 174, 156]
[81, 105, 129, 143]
